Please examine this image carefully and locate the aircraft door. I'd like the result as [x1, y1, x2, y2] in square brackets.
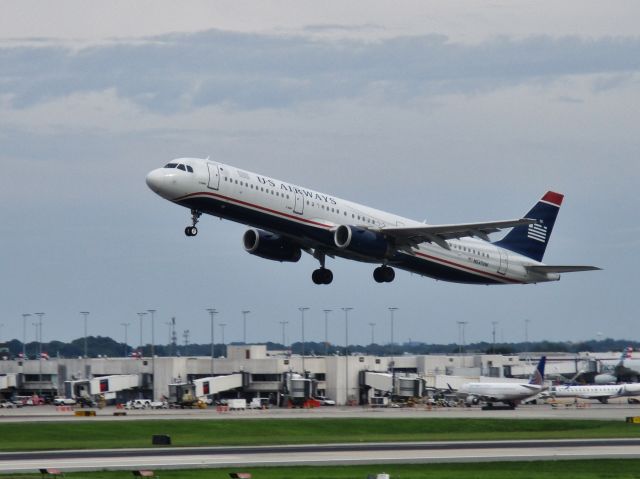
[497, 248, 508, 275]
[293, 191, 304, 215]
[207, 163, 220, 190]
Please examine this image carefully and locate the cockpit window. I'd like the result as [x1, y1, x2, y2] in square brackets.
[164, 163, 178, 168]
[177, 164, 186, 171]
[186, 165, 194, 173]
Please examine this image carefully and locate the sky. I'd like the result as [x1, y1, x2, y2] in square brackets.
[1, 1, 638, 350]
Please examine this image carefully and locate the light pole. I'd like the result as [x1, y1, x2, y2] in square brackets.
[80, 312, 90, 358]
[369, 322, 376, 349]
[207, 308, 218, 376]
[457, 321, 468, 354]
[342, 307, 353, 405]
[121, 322, 130, 357]
[491, 321, 499, 354]
[22, 314, 31, 358]
[219, 323, 226, 347]
[323, 309, 332, 356]
[524, 319, 531, 346]
[279, 321, 289, 351]
[34, 313, 44, 359]
[137, 312, 146, 353]
[388, 307, 398, 395]
[299, 307, 309, 375]
[147, 309, 156, 400]
[242, 310, 251, 344]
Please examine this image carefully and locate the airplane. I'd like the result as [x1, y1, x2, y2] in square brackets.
[549, 382, 640, 404]
[595, 347, 640, 384]
[456, 356, 546, 408]
[146, 158, 600, 285]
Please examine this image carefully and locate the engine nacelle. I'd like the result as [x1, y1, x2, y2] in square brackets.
[243, 229, 302, 263]
[334, 225, 390, 259]
[594, 373, 617, 385]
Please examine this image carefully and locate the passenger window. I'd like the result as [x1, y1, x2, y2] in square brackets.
[177, 164, 186, 171]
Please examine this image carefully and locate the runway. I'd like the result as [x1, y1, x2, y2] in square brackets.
[2, 439, 640, 473]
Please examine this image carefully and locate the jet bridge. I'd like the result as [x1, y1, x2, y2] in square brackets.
[362, 371, 424, 404]
[0, 374, 18, 395]
[193, 373, 244, 399]
[64, 374, 141, 401]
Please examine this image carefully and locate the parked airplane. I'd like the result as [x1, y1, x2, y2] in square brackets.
[457, 356, 546, 408]
[549, 382, 640, 404]
[595, 347, 640, 384]
[146, 158, 599, 285]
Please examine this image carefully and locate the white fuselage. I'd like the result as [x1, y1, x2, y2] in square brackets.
[550, 383, 640, 401]
[146, 158, 559, 285]
[458, 382, 543, 405]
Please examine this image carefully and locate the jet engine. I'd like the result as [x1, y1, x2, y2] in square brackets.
[243, 229, 302, 263]
[334, 225, 391, 259]
[594, 373, 617, 385]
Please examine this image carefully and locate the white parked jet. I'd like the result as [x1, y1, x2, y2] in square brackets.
[595, 347, 640, 384]
[146, 158, 599, 285]
[457, 356, 546, 408]
[549, 382, 640, 404]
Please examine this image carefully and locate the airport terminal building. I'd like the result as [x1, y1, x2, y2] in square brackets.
[0, 345, 614, 405]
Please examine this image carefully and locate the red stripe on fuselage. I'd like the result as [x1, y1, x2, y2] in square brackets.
[413, 251, 523, 284]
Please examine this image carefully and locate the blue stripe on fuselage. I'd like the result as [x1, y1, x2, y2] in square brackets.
[176, 193, 504, 285]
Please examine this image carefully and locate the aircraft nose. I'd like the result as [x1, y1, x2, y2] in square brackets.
[145, 169, 163, 192]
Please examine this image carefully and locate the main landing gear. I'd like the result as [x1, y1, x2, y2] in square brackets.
[312, 250, 333, 285]
[185, 209, 201, 237]
[373, 265, 395, 283]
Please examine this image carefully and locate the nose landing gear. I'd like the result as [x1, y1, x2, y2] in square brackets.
[185, 209, 201, 237]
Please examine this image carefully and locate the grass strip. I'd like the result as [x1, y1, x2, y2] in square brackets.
[4, 460, 640, 478]
[1, 418, 639, 452]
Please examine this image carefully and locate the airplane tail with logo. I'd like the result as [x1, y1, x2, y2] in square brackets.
[494, 191, 563, 262]
[529, 356, 546, 385]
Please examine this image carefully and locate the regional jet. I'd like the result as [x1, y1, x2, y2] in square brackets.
[549, 382, 640, 404]
[146, 158, 599, 285]
[457, 356, 547, 408]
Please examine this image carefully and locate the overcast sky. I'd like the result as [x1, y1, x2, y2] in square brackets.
[1, 1, 638, 350]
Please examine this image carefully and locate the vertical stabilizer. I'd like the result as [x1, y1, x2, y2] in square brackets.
[529, 356, 546, 385]
[494, 191, 563, 262]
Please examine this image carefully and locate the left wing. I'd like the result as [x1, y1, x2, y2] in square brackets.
[526, 265, 602, 274]
[380, 218, 536, 249]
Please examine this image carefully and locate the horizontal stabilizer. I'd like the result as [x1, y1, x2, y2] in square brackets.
[526, 265, 601, 274]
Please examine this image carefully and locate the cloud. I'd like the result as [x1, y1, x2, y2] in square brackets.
[1, 31, 640, 113]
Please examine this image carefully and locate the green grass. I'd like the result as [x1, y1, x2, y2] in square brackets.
[5, 460, 640, 478]
[1, 418, 639, 451]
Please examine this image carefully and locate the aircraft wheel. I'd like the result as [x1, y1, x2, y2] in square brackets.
[312, 269, 323, 284]
[374, 266, 395, 283]
[312, 268, 333, 285]
[185, 226, 198, 237]
[373, 267, 385, 283]
[383, 266, 395, 282]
